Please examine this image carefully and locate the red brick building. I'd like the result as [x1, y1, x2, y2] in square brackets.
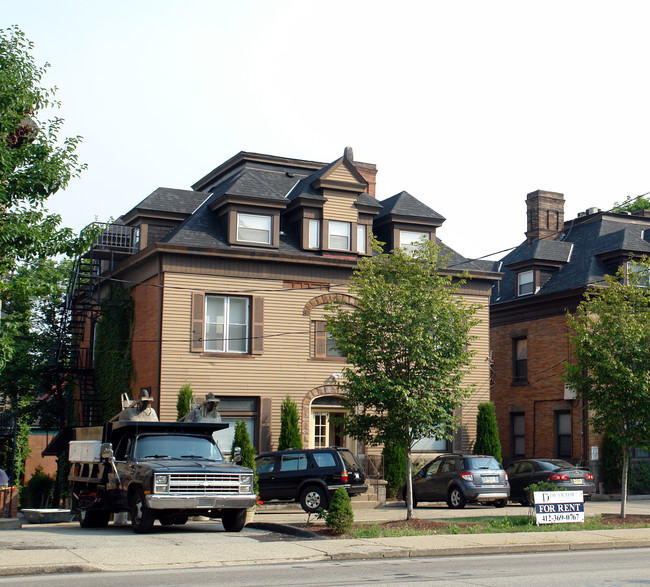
[491, 190, 650, 489]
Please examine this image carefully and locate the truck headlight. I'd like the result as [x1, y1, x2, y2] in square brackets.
[155, 474, 169, 493]
[240, 474, 253, 493]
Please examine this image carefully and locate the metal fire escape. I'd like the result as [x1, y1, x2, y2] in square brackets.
[55, 222, 140, 426]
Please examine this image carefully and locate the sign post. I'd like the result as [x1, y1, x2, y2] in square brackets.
[534, 490, 584, 525]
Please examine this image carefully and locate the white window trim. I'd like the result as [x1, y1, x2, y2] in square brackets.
[204, 295, 250, 353]
[328, 220, 351, 251]
[399, 230, 428, 254]
[308, 219, 320, 249]
[517, 270, 535, 296]
[237, 213, 272, 245]
[357, 224, 367, 254]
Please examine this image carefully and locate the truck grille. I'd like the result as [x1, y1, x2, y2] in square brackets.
[169, 473, 241, 494]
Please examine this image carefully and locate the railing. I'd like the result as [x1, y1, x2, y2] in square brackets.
[90, 222, 140, 254]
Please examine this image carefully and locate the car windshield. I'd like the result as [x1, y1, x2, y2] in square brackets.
[134, 435, 223, 461]
[464, 457, 501, 470]
[538, 459, 574, 471]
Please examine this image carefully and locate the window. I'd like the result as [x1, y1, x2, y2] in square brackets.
[399, 230, 428, 254]
[280, 453, 308, 471]
[412, 436, 448, 451]
[314, 321, 344, 359]
[212, 397, 259, 452]
[512, 337, 527, 383]
[511, 412, 525, 457]
[313, 452, 337, 468]
[328, 221, 351, 251]
[517, 270, 534, 296]
[205, 295, 249, 353]
[237, 213, 271, 244]
[555, 411, 572, 459]
[357, 224, 367, 254]
[308, 219, 320, 249]
[627, 261, 650, 287]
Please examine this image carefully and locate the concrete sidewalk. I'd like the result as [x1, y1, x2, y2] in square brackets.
[0, 499, 648, 577]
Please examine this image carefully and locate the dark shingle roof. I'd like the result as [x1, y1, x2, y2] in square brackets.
[376, 191, 445, 222]
[129, 187, 210, 216]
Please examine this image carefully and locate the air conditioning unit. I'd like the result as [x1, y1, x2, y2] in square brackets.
[564, 384, 577, 400]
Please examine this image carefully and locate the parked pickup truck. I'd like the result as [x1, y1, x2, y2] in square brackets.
[68, 420, 256, 533]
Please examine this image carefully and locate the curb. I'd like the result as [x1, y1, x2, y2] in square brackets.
[247, 521, 320, 538]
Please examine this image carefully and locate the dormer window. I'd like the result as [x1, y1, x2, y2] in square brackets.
[328, 221, 351, 251]
[517, 270, 534, 296]
[399, 230, 428, 254]
[308, 219, 320, 249]
[357, 224, 367, 254]
[237, 213, 272, 245]
[627, 261, 650, 287]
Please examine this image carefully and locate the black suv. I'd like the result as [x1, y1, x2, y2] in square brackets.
[255, 447, 368, 513]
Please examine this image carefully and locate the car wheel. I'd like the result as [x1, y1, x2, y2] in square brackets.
[131, 488, 155, 534]
[79, 509, 110, 528]
[493, 498, 508, 508]
[447, 487, 466, 509]
[300, 485, 327, 514]
[221, 508, 247, 532]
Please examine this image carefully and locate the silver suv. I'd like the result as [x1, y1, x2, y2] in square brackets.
[404, 454, 510, 509]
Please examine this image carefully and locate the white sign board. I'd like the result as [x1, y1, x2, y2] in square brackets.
[534, 490, 584, 525]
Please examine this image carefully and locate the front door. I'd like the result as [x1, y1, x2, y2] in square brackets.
[313, 411, 346, 448]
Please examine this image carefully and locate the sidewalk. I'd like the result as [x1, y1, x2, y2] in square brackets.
[0, 500, 648, 577]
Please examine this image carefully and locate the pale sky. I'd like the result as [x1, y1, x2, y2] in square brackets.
[4, 1, 650, 260]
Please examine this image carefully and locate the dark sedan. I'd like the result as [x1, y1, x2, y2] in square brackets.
[505, 458, 596, 504]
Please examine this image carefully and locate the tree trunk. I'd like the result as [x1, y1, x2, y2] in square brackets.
[620, 445, 629, 518]
[405, 450, 413, 521]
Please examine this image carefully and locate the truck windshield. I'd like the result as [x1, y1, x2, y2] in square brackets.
[134, 435, 223, 461]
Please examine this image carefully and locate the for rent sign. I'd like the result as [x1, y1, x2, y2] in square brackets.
[534, 490, 584, 525]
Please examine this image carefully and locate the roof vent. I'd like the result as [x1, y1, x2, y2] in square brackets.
[577, 211, 586, 218]
[586, 207, 601, 215]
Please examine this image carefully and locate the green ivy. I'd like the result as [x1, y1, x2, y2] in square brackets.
[93, 284, 134, 421]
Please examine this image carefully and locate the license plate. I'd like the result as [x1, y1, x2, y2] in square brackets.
[572, 478, 584, 485]
[482, 476, 498, 483]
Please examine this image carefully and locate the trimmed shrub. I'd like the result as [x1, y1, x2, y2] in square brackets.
[382, 439, 407, 499]
[324, 486, 354, 534]
[176, 382, 194, 420]
[473, 402, 502, 464]
[21, 466, 54, 508]
[278, 394, 302, 450]
[231, 420, 257, 493]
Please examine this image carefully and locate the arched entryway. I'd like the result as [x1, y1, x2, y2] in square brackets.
[302, 386, 356, 453]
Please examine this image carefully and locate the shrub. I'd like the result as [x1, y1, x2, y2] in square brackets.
[324, 487, 354, 534]
[231, 420, 257, 493]
[629, 461, 650, 494]
[473, 402, 502, 464]
[176, 382, 194, 420]
[382, 439, 407, 499]
[601, 434, 623, 493]
[21, 466, 54, 508]
[277, 394, 302, 450]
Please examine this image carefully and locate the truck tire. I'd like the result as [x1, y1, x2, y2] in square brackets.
[79, 509, 110, 528]
[221, 508, 246, 532]
[300, 485, 327, 514]
[131, 489, 155, 534]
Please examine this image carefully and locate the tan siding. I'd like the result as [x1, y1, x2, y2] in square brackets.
[323, 194, 357, 223]
[328, 166, 357, 184]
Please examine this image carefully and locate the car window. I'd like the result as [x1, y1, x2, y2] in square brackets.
[439, 458, 456, 473]
[422, 458, 442, 476]
[519, 462, 534, 474]
[538, 460, 572, 471]
[256, 455, 276, 473]
[313, 452, 337, 468]
[465, 457, 500, 470]
[280, 453, 308, 471]
[337, 450, 361, 469]
[505, 463, 517, 475]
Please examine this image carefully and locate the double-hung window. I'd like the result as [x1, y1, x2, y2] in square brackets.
[512, 337, 527, 383]
[205, 295, 249, 353]
[517, 270, 534, 296]
[308, 219, 320, 249]
[328, 221, 351, 251]
[357, 224, 367, 254]
[399, 230, 428, 254]
[237, 213, 271, 245]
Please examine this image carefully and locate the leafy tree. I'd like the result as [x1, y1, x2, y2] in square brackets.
[176, 382, 194, 420]
[0, 26, 87, 371]
[473, 402, 502, 464]
[277, 394, 302, 450]
[231, 420, 257, 493]
[565, 259, 650, 517]
[326, 239, 480, 520]
[613, 197, 650, 214]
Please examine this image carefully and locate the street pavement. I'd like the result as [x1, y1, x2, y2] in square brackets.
[0, 498, 648, 577]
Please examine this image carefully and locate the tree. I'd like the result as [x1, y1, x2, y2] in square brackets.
[613, 197, 650, 214]
[231, 420, 257, 493]
[326, 239, 479, 520]
[176, 382, 194, 421]
[0, 26, 87, 371]
[277, 394, 302, 450]
[473, 402, 502, 464]
[565, 260, 650, 517]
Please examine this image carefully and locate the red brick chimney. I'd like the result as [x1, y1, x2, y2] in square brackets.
[526, 190, 565, 245]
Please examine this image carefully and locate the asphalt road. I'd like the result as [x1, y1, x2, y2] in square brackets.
[2, 548, 649, 586]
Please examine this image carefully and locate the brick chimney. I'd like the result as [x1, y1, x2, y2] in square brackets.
[526, 190, 565, 245]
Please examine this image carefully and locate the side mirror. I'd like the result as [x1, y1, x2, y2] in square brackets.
[232, 447, 242, 463]
[101, 443, 114, 460]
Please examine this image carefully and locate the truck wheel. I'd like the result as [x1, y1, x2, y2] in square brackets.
[174, 515, 188, 525]
[131, 489, 155, 534]
[300, 485, 327, 513]
[447, 487, 466, 509]
[221, 508, 246, 532]
[79, 509, 110, 528]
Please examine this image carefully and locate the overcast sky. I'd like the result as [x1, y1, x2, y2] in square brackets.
[5, 1, 650, 260]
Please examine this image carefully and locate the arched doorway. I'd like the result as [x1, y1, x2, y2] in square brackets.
[311, 395, 348, 449]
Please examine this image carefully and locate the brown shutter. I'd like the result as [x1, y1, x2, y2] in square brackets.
[190, 293, 204, 353]
[251, 296, 264, 355]
[315, 320, 326, 357]
[260, 398, 272, 452]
